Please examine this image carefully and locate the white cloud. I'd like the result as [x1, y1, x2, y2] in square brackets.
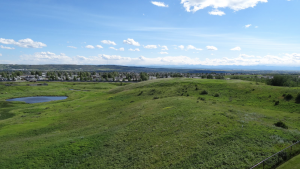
[240, 54, 255, 58]
[178, 45, 185, 50]
[0, 38, 46, 48]
[160, 52, 169, 54]
[209, 9, 226, 16]
[245, 24, 252, 28]
[67, 46, 77, 49]
[187, 45, 202, 51]
[110, 47, 125, 51]
[85, 45, 95, 49]
[129, 48, 140, 51]
[0, 45, 15, 49]
[110, 47, 118, 50]
[96, 45, 103, 49]
[20, 52, 73, 64]
[0, 53, 2, 56]
[99, 54, 132, 60]
[139, 56, 147, 61]
[101, 40, 117, 45]
[0, 38, 15, 45]
[144, 45, 157, 49]
[231, 46, 241, 51]
[161, 45, 169, 50]
[255, 26, 258, 28]
[181, 0, 267, 13]
[123, 38, 140, 46]
[151, 1, 169, 7]
[206, 46, 218, 50]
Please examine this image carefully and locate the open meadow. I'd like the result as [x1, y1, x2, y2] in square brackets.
[0, 78, 300, 168]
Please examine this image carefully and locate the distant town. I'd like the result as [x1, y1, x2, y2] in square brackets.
[0, 70, 277, 82]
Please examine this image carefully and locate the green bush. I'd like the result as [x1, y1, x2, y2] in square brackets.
[214, 93, 220, 97]
[284, 94, 293, 101]
[275, 101, 280, 106]
[137, 91, 143, 96]
[296, 93, 300, 104]
[274, 121, 288, 129]
[200, 90, 208, 95]
[198, 97, 205, 101]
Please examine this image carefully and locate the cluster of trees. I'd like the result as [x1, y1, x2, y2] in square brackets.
[31, 71, 42, 76]
[201, 74, 224, 79]
[43, 71, 148, 82]
[0, 71, 23, 80]
[101, 72, 119, 80]
[267, 75, 299, 87]
[171, 73, 183, 78]
[229, 75, 300, 87]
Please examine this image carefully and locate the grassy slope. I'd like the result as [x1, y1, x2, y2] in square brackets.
[0, 79, 300, 168]
[278, 154, 300, 169]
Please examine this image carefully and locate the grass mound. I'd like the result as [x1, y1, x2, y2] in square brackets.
[0, 79, 300, 168]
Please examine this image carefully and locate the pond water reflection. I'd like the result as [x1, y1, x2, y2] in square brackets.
[6, 96, 67, 104]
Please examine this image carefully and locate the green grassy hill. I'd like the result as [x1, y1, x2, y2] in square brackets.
[0, 79, 299, 168]
[278, 154, 300, 169]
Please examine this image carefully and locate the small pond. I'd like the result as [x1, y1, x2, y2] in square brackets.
[6, 96, 68, 104]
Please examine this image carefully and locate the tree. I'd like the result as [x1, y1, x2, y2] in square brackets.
[140, 72, 149, 81]
[102, 74, 108, 79]
[267, 75, 289, 86]
[207, 74, 213, 79]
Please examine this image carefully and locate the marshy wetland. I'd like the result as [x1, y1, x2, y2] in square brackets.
[0, 79, 300, 168]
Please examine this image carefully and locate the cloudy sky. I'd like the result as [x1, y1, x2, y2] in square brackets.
[1, 0, 300, 68]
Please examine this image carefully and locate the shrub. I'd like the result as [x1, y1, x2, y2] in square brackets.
[284, 94, 293, 101]
[296, 93, 300, 104]
[214, 93, 220, 97]
[153, 97, 159, 100]
[274, 121, 288, 129]
[198, 97, 205, 101]
[137, 91, 143, 96]
[275, 101, 280, 106]
[200, 90, 208, 95]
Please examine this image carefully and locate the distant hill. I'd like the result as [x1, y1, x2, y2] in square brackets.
[1, 64, 226, 73]
[1, 64, 299, 74]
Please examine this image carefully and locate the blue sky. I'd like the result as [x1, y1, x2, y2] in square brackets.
[1, 0, 300, 68]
